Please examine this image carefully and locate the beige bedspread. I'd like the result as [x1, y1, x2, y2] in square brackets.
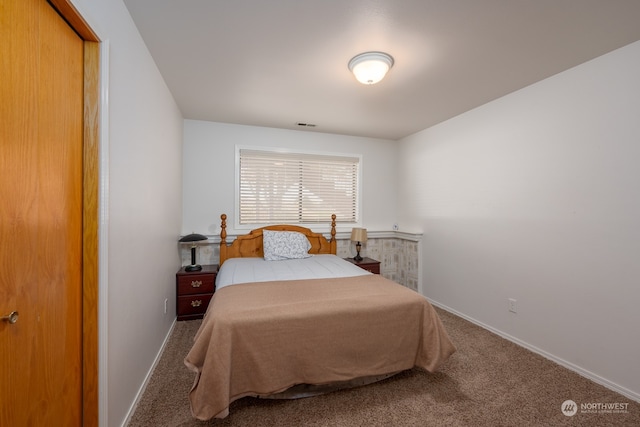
[184, 274, 456, 420]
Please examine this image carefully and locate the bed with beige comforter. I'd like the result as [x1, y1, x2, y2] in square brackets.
[184, 272, 456, 420]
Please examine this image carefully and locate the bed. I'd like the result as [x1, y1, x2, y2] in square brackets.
[184, 214, 456, 420]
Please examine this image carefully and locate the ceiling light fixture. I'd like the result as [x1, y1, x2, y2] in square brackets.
[348, 51, 394, 85]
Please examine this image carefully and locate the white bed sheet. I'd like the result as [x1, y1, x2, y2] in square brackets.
[216, 254, 370, 290]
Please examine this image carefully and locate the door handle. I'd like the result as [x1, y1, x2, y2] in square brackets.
[1, 311, 19, 324]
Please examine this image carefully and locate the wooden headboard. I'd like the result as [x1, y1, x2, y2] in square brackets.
[219, 214, 337, 265]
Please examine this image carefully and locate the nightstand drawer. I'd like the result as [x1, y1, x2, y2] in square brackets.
[360, 264, 380, 274]
[343, 257, 381, 275]
[177, 274, 215, 295]
[177, 294, 213, 317]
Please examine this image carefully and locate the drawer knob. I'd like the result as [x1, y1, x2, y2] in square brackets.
[190, 300, 202, 307]
[191, 280, 202, 288]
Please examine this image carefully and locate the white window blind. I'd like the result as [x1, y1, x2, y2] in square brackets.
[238, 148, 360, 224]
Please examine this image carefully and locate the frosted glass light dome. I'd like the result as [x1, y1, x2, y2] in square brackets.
[348, 52, 394, 85]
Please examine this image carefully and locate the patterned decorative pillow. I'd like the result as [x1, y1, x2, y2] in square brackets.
[263, 230, 312, 261]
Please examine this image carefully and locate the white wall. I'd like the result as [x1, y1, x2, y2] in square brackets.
[183, 120, 398, 236]
[398, 40, 640, 400]
[70, 1, 184, 426]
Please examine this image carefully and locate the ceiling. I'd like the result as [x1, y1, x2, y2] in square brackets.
[123, 0, 640, 140]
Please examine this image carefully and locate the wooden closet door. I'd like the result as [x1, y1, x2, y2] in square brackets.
[0, 0, 84, 424]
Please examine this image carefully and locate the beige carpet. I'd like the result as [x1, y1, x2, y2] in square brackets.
[128, 308, 639, 426]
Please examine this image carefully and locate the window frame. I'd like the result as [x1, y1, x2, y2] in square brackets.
[234, 145, 363, 230]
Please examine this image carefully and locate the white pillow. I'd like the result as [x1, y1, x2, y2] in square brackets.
[263, 230, 312, 261]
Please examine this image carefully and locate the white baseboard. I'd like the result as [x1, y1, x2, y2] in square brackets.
[428, 299, 640, 404]
[121, 319, 177, 427]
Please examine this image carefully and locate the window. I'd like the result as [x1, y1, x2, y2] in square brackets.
[237, 148, 360, 225]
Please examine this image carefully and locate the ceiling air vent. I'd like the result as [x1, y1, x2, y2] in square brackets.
[296, 122, 317, 128]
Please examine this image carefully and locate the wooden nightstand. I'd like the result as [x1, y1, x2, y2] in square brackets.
[343, 257, 381, 274]
[176, 264, 218, 320]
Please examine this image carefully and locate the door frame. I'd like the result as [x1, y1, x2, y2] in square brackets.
[48, 1, 102, 425]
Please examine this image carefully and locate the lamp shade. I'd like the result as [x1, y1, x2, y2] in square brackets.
[350, 228, 368, 243]
[348, 52, 394, 85]
[179, 233, 207, 243]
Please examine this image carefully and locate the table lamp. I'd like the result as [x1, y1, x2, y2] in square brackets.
[179, 233, 208, 271]
[350, 228, 367, 262]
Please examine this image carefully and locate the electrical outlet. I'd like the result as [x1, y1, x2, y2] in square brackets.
[508, 298, 517, 313]
[164, 298, 168, 314]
